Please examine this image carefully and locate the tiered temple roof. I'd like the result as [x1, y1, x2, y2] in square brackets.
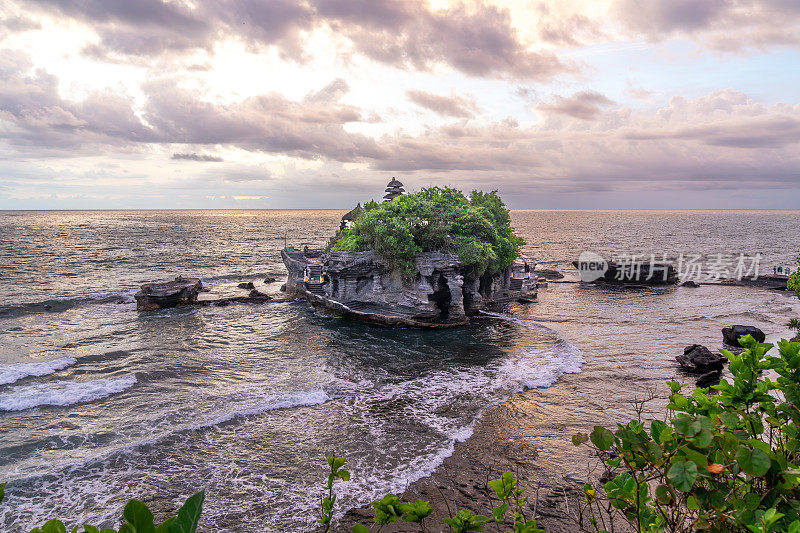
[383, 177, 404, 201]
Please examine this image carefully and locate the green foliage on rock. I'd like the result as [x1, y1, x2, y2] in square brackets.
[573, 335, 800, 532]
[0, 487, 204, 533]
[789, 255, 800, 297]
[331, 187, 524, 276]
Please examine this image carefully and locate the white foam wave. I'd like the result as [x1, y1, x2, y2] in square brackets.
[194, 389, 333, 429]
[0, 375, 136, 411]
[0, 356, 77, 386]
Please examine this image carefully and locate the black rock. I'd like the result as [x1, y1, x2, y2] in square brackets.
[722, 325, 766, 346]
[676, 344, 726, 373]
[134, 276, 203, 311]
[681, 280, 700, 287]
[280, 284, 287, 292]
[238, 281, 255, 290]
[264, 277, 277, 283]
[696, 370, 722, 388]
[248, 289, 269, 299]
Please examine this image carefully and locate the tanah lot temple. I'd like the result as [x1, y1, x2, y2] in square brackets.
[282, 178, 536, 328]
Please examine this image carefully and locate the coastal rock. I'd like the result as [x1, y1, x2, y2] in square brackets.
[238, 281, 255, 290]
[134, 276, 202, 311]
[792, 335, 800, 343]
[248, 289, 269, 299]
[533, 268, 564, 280]
[722, 325, 765, 346]
[681, 280, 700, 288]
[696, 370, 722, 388]
[264, 277, 277, 283]
[676, 344, 726, 373]
[282, 248, 536, 327]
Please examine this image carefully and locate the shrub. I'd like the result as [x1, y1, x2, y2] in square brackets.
[319, 454, 543, 532]
[789, 255, 800, 297]
[0, 484, 204, 533]
[573, 335, 800, 532]
[331, 187, 524, 276]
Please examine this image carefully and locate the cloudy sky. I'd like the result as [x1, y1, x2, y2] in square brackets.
[1, 0, 799, 209]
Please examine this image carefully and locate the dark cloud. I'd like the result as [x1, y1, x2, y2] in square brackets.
[614, 0, 730, 34]
[12, 0, 569, 80]
[537, 91, 616, 120]
[331, 1, 567, 80]
[172, 153, 224, 162]
[406, 90, 478, 118]
[611, 0, 800, 50]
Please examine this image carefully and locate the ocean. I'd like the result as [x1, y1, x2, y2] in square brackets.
[1, 210, 799, 531]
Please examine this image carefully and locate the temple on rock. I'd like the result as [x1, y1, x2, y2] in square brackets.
[282, 181, 536, 328]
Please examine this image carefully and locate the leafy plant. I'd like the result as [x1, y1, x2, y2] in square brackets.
[0, 484, 204, 533]
[319, 457, 542, 533]
[788, 255, 800, 298]
[319, 454, 351, 532]
[331, 187, 524, 276]
[573, 335, 800, 532]
[787, 318, 800, 336]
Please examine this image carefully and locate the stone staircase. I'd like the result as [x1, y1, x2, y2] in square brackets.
[305, 282, 325, 295]
[510, 277, 523, 290]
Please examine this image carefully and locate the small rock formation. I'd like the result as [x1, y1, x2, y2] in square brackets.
[134, 276, 202, 311]
[681, 280, 700, 288]
[696, 370, 722, 388]
[264, 277, 277, 283]
[722, 325, 766, 346]
[791, 335, 800, 343]
[676, 344, 727, 373]
[238, 281, 255, 290]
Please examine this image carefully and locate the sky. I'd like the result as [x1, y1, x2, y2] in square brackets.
[1, 0, 799, 209]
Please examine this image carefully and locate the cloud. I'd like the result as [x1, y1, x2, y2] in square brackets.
[536, 91, 616, 120]
[325, 0, 568, 80]
[611, 0, 800, 51]
[0, 57, 385, 161]
[11, 0, 570, 81]
[406, 90, 478, 118]
[171, 153, 224, 162]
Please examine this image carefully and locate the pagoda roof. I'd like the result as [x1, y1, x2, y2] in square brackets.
[386, 177, 403, 187]
[341, 202, 361, 221]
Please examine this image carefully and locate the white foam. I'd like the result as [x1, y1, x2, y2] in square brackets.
[0, 356, 77, 386]
[194, 389, 333, 429]
[0, 375, 136, 411]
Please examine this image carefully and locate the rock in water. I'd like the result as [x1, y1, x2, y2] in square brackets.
[264, 277, 277, 283]
[134, 276, 202, 311]
[676, 344, 726, 373]
[238, 281, 255, 290]
[696, 370, 722, 388]
[681, 280, 700, 287]
[722, 325, 766, 346]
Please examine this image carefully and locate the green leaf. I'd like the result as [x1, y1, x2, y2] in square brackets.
[83, 527, 100, 533]
[655, 484, 672, 505]
[492, 503, 509, 523]
[572, 432, 589, 446]
[0, 481, 5, 506]
[650, 420, 667, 444]
[154, 518, 174, 533]
[399, 499, 432, 523]
[736, 446, 771, 477]
[169, 491, 205, 533]
[352, 524, 370, 533]
[590, 426, 615, 451]
[667, 461, 698, 492]
[123, 500, 155, 533]
[40, 520, 67, 533]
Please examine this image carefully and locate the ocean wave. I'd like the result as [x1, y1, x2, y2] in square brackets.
[193, 389, 333, 429]
[0, 291, 136, 319]
[0, 356, 76, 386]
[0, 375, 137, 411]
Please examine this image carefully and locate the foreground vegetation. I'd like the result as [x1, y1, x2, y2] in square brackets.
[331, 187, 524, 276]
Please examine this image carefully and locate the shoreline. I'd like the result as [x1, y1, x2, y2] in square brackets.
[335, 285, 800, 533]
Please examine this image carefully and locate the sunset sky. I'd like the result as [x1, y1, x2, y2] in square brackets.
[1, 0, 799, 209]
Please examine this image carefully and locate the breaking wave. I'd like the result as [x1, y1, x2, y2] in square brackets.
[0, 375, 137, 411]
[0, 356, 77, 386]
